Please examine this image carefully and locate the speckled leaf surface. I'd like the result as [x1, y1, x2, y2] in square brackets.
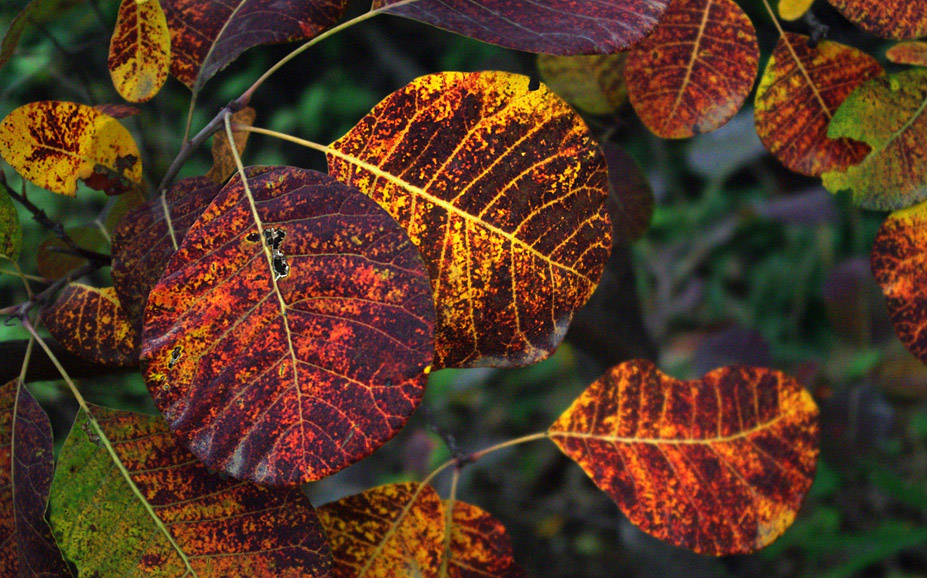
[0, 0, 82, 71]
[778, 0, 813, 20]
[370, 0, 671, 54]
[754, 33, 883, 177]
[318, 483, 444, 578]
[0, 186, 21, 261]
[42, 284, 139, 367]
[0, 101, 141, 196]
[161, 0, 349, 90]
[141, 167, 435, 486]
[822, 69, 927, 211]
[48, 406, 331, 577]
[887, 42, 927, 67]
[1, 379, 71, 577]
[443, 501, 524, 578]
[537, 54, 627, 116]
[549, 359, 820, 556]
[825, 0, 927, 39]
[328, 71, 611, 370]
[108, 0, 171, 103]
[625, 0, 759, 139]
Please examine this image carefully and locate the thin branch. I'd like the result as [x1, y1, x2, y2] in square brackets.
[0, 261, 96, 319]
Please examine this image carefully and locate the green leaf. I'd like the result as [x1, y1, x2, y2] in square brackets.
[0, 185, 21, 261]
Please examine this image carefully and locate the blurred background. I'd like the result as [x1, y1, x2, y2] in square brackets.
[1, 0, 925, 576]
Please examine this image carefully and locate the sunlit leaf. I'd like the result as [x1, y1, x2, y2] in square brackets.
[1, 378, 72, 577]
[822, 69, 927, 211]
[0, 0, 82, 71]
[142, 167, 435, 485]
[370, 0, 671, 55]
[328, 71, 611, 369]
[0, 185, 21, 261]
[108, 0, 171, 103]
[548, 359, 820, 555]
[887, 41, 927, 67]
[624, 0, 759, 139]
[443, 500, 524, 578]
[36, 226, 109, 279]
[0, 102, 142, 196]
[161, 0, 350, 90]
[318, 483, 444, 578]
[778, 0, 814, 20]
[49, 406, 331, 576]
[601, 143, 653, 244]
[824, 0, 927, 39]
[754, 33, 883, 177]
[537, 54, 627, 116]
[42, 284, 139, 367]
[206, 106, 256, 184]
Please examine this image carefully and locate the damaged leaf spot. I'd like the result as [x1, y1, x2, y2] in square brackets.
[168, 346, 182, 368]
[246, 232, 261, 243]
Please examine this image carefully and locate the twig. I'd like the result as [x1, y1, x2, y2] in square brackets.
[1, 262, 96, 320]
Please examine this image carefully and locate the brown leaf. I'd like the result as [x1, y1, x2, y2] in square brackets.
[537, 54, 627, 116]
[206, 106, 256, 184]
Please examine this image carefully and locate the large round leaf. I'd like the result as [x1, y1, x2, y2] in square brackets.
[142, 167, 435, 485]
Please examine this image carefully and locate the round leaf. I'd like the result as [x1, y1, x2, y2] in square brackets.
[824, 0, 927, 39]
[142, 167, 435, 485]
[537, 54, 627, 116]
[108, 0, 171, 103]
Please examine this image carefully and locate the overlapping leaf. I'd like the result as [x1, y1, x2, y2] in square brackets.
[754, 33, 883, 177]
[142, 167, 435, 485]
[0, 101, 142, 196]
[1, 378, 71, 577]
[778, 0, 814, 20]
[318, 483, 444, 578]
[0, 0, 82, 71]
[206, 106, 257, 184]
[601, 143, 653, 244]
[549, 359, 820, 555]
[822, 69, 927, 210]
[36, 226, 108, 279]
[370, 0, 671, 55]
[444, 501, 524, 578]
[887, 42, 927, 67]
[0, 186, 21, 261]
[871, 201, 927, 364]
[111, 176, 220, 325]
[161, 0, 350, 90]
[49, 406, 331, 576]
[42, 284, 139, 366]
[624, 0, 759, 139]
[328, 71, 612, 369]
[825, 0, 927, 39]
[108, 0, 171, 103]
[537, 54, 627, 116]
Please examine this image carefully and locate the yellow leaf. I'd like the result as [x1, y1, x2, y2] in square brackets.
[778, 0, 814, 20]
[108, 0, 171, 103]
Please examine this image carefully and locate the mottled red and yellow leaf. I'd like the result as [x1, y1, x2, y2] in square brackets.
[370, 0, 671, 55]
[42, 284, 139, 367]
[161, 0, 349, 90]
[624, 0, 759, 139]
[0, 101, 142, 196]
[328, 71, 611, 369]
[36, 226, 109, 279]
[754, 33, 883, 177]
[887, 41, 927, 67]
[778, 0, 814, 20]
[822, 69, 927, 210]
[142, 167, 435, 485]
[549, 360, 820, 556]
[825, 0, 927, 39]
[537, 54, 627, 116]
[108, 0, 171, 103]
[0, 0, 82, 71]
[206, 106, 256, 183]
[49, 406, 331, 576]
[0, 186, 21, 261]
[1, 378, 72, 577]
[318, 483, 444, 578]
[443, 500, 524, 578]
[602, 143, 653, 244]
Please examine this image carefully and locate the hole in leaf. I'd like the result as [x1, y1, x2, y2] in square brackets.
[168, 346, 182, 368]
[246, 232, 260, 243]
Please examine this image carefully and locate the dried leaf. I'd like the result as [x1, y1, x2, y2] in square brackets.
[549, 359, 820, 555]
[49, 406, 331, 576]
[601, 143, 653, 244]
[0, 185, 21, 261]
[36, 226, 108, 279]
[886, 41, 927, 67]
[754, 33, 883, 177]
[0, 0, 82, 71]
[537, 54, 627, 116]
[328, 71, 611, 369]
[206, 106, 256, 184]
[0, 101, 142, 196]
[778, 0, 814, 20]
[141, 167, 435, 485]
[108, 0, 171, 103]
[824, 0, 927, 39]
[624, 0, 759, 139]
[93, 103, 142, 119]
[444, 500, 524, 578]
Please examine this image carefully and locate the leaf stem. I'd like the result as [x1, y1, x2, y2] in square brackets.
[464, 432, 549, 462]
[0, 261, 97, 319]
[233, 124, 331, 155]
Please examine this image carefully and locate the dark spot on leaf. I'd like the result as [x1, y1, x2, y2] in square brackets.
[168, 346, 182, 368]
[246, 232, 260, 242]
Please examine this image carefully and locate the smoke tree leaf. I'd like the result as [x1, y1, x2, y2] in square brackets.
[443, 500, 524, 578]
[206, 107, 257, 184]
[328, 71, 611, 369]
[887, 41, 927, 67]
[0, 186, 21, 261]
[108, 0, 171, 103]
[824, 0, 927, 39]
[536, 54, 627, 116]
[778, 0, 813, 20]
[549, 359, 820, 556]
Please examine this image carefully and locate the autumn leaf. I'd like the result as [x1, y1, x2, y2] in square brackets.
[824, 0, 927, 39]
[887, 41, 927, 67]
[328, 71, 612, 369]
[822, 69, 927, 211]
[0, 101, 142, 196]
[601, 143, 654, 245]
[370, 0, 671, 55]
[754, 33, 883, 177]
[161, 0, 349, 91]
[1, 378, 72, 577]
[624, 0, 759, 139]
[443, 500, 524, 578]
[141, 167, 435, 485]
[42, 284, 139, 366]
[778, 0, 814, 20]
[49, 406, 331, 576]
[108, 0, 171, 103]
[94, 103, 143, 119]
[549, 360, 819, 556]
[318, 483, 444, 578]
[0, 185, 21, 261]
[0, 0, 82, 71]
[537, 54, 627, 116]
[36, 226, 109, 279]
[206, 106, 256, 184]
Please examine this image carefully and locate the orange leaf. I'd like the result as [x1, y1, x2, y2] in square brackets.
[887, 41, 927, 67]
[624, 0, 759, 139]
[108, 0, 171, 103]
[754, 33, 883, 177]
[549, 360, 820, 556]
[537, 54, 627, 116]
[443, 500, 524, 578]
[328, 71, 611, 369]
[825, 0, 927, 39]
[206, 106, 256, 184]
[42, 284, 139, 367]
[317, 483, 444, 578]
